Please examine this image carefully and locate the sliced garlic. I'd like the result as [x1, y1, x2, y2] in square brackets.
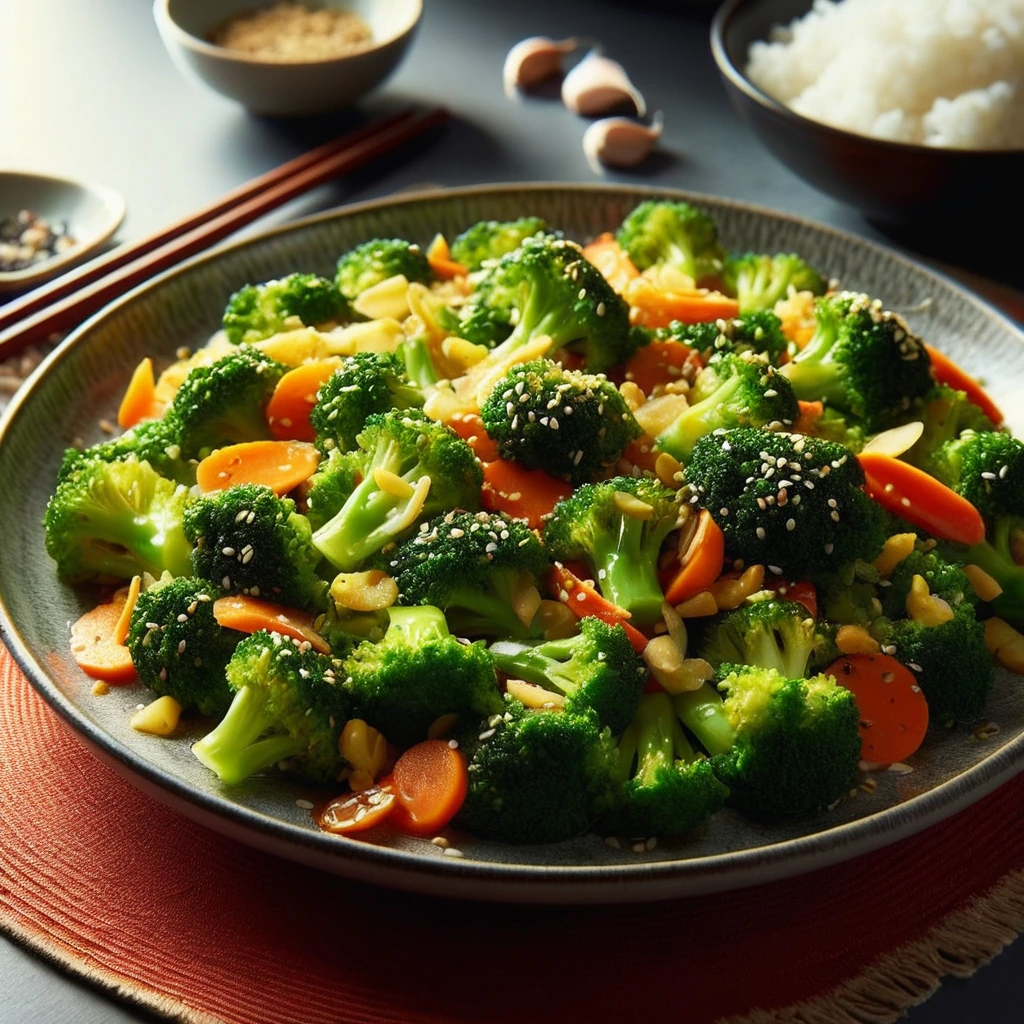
[862, 421, 924, 458]
[561, 52, 646, 117]
[503, 36, 589, 97]
[583, 113, 662, 169]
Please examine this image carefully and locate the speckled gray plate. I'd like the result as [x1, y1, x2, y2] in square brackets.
[2, 184, 1023, 904]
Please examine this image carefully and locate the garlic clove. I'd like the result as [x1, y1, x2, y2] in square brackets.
[583, 113, 663, 169]
[503, 36, 589, 97]
[561, 52, 646, 117]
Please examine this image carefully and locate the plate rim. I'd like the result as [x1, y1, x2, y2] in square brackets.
[2, 180, 1023, 903]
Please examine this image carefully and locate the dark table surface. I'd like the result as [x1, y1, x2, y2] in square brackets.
[1, 0, 1021, 1020]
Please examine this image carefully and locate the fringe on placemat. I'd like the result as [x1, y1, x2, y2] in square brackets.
[0, 908, 224, 1024]
[721, 868, 1024, 1024]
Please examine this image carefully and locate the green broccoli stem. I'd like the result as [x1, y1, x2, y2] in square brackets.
[962, 521, 1024, 626]
[387, 604, 449, 645]
[488, 636, 581, 696]
[401, 335, 438, 389]
[96, 508, 192, 579]
[500, 276, 580, 356]
[192, 685, 304, 784]
[780, 360, 848, 408]
[656, 376, 744, 462]
[634, 692, 696, 785]
[444, 576, 536, 639]
[590, 516, 666, 626]
[672, 684, 735, 757]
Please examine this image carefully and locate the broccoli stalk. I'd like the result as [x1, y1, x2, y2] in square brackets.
[722, 252, 826, 313]
[399, 333, 440, 389]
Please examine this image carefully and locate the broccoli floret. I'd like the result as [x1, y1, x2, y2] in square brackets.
[479, 358, 641, 483]
[616, 200, 725, 285]
[654, 353, 799, 463]
[722, 252, 826, 313]
[458, 697, 618, 844]
[309, 351, 424, 454]
[387, 509, 549, 638]
[819, 559, 886, 628]
[192, 630, 351, 784]
[699, 599, 823, 679]
[341, 605, 502, 748]
[479, 235, 632, 372]
[183, 484, 327, 609]
[543, 476, 680, 627]
[438, 300, 515, 349]
[884, 607, 993, 727]
[449, 217, 548, 270]
[44, 455, 192, 583]
[126, 576, 240, 716]
[222, 273, 345, 345]
[170, 347, 286, 460]
[311, 409, 482, 572]
[674, 669, 861, 818]
[335, 238, 432, 304]
[602, 692, 727, 838]
[780, 292, 933, 431]
[902, 385, 996, 470]
[880, 547, 976, 620]
[489, 617, 646, 734]
[58, 416, 195, 487]
[657, 311, 789, 364]
[685, 428, 886, 582]
[303, 448, 358, 532]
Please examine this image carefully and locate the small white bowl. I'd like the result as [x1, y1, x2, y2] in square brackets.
[0, 171, 125, 294]
[154, 0, 423, 116]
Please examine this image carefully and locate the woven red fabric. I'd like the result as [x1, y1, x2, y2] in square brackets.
[0, 647, 1021, 1024]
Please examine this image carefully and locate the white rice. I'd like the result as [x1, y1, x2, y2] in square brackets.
[745, 0, 1024, 149]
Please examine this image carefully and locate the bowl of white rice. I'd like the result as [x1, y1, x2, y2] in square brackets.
[711, 0, 1024, 223]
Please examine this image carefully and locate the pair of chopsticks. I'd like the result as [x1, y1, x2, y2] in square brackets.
[0, 105, 449, 360]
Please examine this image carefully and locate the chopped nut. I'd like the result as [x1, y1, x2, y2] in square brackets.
[373, 468, 414, 498]
[91, 680, 110, 696]
[964, 564, 1003, 602]
[618, 380, 646, 411]
[674, 591, 718, 618]
[984, 617, 1024, 674]
[506, 678, 566, 709]
[872, 533, 917, 577]
[654, 451, 683, 488]
[339, 719, 389, 791]
[130, 695, 181, 736]
[612, 490, 654, 519]
[661, 601, 688, 654]
[645, 636, 712, 693]
[512, 581, 543, 630]
[905, 573, 954, 626]
[330, 569, 399, 612]
[708, 564, 765, 611]
[835, 624, 880, 655]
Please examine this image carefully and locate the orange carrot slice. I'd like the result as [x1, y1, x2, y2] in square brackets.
[212, 595, 330, 654]
[266, 360, 341, 442]
[481, 459, 573, 530]
[924, 344, 1003, 425]
[112, 575, 142, 646]
[319, 782, 397, 834]
[623, 340, 702, 394]
[824, 653, 929, 763]
[447, 412, 500, 463]
[857, 450, 986, 546]
[582, 233, 640, 295]
[664, 510, 726, 604]
[70, 597, 137, 683]
[624, 278, 740, 329]
[426, 233, 469, 280]
[196, 440, 320, 496]
[117, 357, 162, 429]
[388, 740, 469, 836]
[548, 563, 648, 653]
[792, 400, 824, 435]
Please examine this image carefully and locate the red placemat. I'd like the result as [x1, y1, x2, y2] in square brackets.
[1, 645, 1022, 1024]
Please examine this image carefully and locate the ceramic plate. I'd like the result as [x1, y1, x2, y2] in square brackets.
[0, 171, 125, 293]
[1, 184, 1022, 904]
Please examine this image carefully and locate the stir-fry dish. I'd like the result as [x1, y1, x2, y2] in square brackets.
[47, 202, 1024, 847]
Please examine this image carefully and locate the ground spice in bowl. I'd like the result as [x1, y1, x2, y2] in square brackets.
[0, 210, 76, 274]
[209, 3, 373, 62]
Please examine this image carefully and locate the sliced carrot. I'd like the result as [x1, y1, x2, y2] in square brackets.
[763, 579, 818, 619]
[112, 575, 142, 646]
[664, 510, 726, 604]
[319, 782, 397, 834]
[212, 595, 330, 654]
[792, 400, 824, 435]
[924, 344, 1003, 425]
[266, 359, 342, 442]
[425, 233, 469, 280]
[622, 340, 703, 394]
[548, 563, 648, 653]
[447, 412, 500, 463]
[582, 233, 640, 295]
[823, 653, 929, 763]
[387, 739, 469, 836]
[117, 357, 163, 429]
[481, 458, 573, 530]
[196, 440, 321, 496]
[857, 450, 985, 546]
[70, 597, 137, 683]
[624, 278, 740, 329]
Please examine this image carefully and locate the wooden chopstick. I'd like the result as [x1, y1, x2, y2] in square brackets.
[0, 105, 449, 359]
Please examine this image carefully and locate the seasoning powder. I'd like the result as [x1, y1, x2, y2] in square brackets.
[210, 3, 373, 62]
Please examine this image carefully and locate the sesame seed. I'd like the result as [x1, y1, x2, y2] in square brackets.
[786, 518, 796, 531]
[756, 526, 766, 540]
[222, 547, 236, 557]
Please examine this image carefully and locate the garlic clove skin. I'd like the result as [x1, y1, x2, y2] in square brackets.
[561, 52, 646, 118]
[583, 113, 663, 169]
[503, 36, 589, 98]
